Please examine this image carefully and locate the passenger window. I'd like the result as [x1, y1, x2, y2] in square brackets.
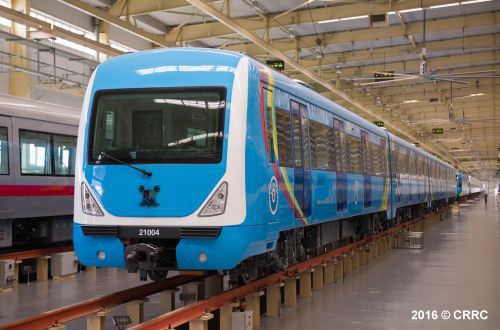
[0, 126, 9, 175]
[310, 120, 334, 171]
[380, 139, 387, 177]
[347, 134, 362, 174]
[53, 134, 77, 176]
[20, 130, 52, 175]
[275, 107, 293, 167]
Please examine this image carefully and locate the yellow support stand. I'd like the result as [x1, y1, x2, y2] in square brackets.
[189, 313, 213, 330]
[127, 298, 149, 326]
[299, 270, 313, 298]
[324, 261, 334, 285]
[312, 265, 324, 290]
[284, 277, 297, 306]
[266, 283, 282, 317]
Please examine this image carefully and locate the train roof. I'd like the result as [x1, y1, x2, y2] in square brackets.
[0, 94, 80, 126]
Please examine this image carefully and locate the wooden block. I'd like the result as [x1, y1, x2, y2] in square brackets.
[36, 256, 49, 282]
[352, 251, 359, 271]
[334, 259, 343, 282]
[324, 262, 334, 285]
[245, 291, 263, 327]
[284, 277, 297, 306]
[86, 309, 110, 330]
[189, 313, 213, 330]
[343, 254, 352, 276]
[359, 247, 366, 266]
[313, 265, 324, 290]
[299, 271, 312, 298]
[127, 298, 149, 325]
[160, 289, 177, 313]
[220, 304, 236, 330]
[266, 283, 282, 317]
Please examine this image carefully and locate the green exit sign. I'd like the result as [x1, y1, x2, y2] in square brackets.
[373, 121, 384, 127]
[414, 142, 420, 147]
[432, 128, 444, 134]
[266, 60, 285, 71]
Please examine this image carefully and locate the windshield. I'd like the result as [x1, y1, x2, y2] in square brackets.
[89, 88, 226, 164]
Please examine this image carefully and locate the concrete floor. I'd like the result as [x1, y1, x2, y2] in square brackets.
[261, 197, 500, 330]
[0, 197, 498, 329]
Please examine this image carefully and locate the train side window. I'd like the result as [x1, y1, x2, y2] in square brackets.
[265, 94, 275, 163]
[53, 134, 77, 176]
[275, 107, 293, 167]
[379, 139, 387, 177]
[310, 120, 332, 171]
[347, 133, 362, 174]
[20, 130, 52, 175]
[0, 127, 9, 175]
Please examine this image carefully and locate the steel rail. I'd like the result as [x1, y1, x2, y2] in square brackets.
[0, 245, 73, 261]
[0, 274, 205, 330]
[132, 207, 451, 330]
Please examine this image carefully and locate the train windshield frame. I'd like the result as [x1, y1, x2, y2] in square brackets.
[88, 87, 226, 165]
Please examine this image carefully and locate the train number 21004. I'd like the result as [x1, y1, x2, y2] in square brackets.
[138, 228, 160, 236]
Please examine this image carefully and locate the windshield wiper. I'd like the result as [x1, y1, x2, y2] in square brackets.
[98, 152, 152, 177]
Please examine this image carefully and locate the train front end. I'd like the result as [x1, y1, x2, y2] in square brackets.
[73, 49, 251, 280]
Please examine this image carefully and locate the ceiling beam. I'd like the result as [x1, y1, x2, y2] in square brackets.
[168, 0, 462, 43]
[184, 0, 462, 169]
[224, 12, 500, 57]
[292, 34, 500, 71]
[0, 4, 122, 56]
[58, 0, 175, 47]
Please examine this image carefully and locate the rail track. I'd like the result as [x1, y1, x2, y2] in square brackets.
[0, 206, 453, 330]
[0, 245, 73, 261]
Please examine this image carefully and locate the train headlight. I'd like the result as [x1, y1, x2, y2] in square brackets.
[81, 182, 104, 216]
[198, 182, 228, 217]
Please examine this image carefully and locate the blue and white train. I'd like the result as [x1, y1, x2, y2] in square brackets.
[74, 48, 457, 281]
[456, 171, 483, 200]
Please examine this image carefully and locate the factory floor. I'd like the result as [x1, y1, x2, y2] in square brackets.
[0, 197, 498, 329]
[261, 196, 500, 330]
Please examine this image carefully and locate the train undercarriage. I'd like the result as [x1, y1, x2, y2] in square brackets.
[125, 197, 457, 283]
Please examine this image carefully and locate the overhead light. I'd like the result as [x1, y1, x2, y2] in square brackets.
[403, 99, 420, 104]
[468, 93, 485, 97]
[318, 15, 368, 24]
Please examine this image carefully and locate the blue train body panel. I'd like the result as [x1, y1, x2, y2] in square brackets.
[74, 48, 457, 273]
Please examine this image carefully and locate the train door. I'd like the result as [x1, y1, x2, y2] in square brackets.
[361, 130, 371, 208]
[291, 99, 311, 219]
[407, 150, 412, 202]
[0, 115, 13, 219]
[334, 119, 347, 212]
[393, 145, 401, 203]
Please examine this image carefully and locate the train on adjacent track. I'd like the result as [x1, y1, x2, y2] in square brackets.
[72, 48, 483, 282]
[456, 171, 484, 200]
[0, 95, 79, 249]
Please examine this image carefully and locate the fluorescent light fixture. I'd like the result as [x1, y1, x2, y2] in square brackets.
[398, 8, 422, 14]
[318, 15, 368, 24]
[469, 93, 485, 97]
[403, 100, 420, 104]
[430, 2, 460, 9]
[462, 0, 492, 4]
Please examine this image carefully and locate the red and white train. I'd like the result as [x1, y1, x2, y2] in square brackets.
[0, 94, 79, 248]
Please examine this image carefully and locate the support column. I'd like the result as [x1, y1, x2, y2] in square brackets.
[220, 303, 237, 330]
[266, 283, 282, 317]
[10, 0, 30, 98]
[159, 289, 177, 313]
[352, 250, 359, 271]
[127, 298, 149, 326]
[343, 254, 352, 276]
[284, 277, 297, 306]
[86, 308, 110, 330]
[13, 261, 20, 287]
[334, 258, 343, 282]
[372, 241, 378, 258]
[359, 247, 366, 266]
[36, 256, 49, 282]
[299, 270, 312, 298]
[324, 261, 334, 285]
[204, 274, 223, 298]
[245, 291, 263, 327]
[189, 313, 213, 330]
[312, 265, 324, 290]
[181, 281, 203, 306]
